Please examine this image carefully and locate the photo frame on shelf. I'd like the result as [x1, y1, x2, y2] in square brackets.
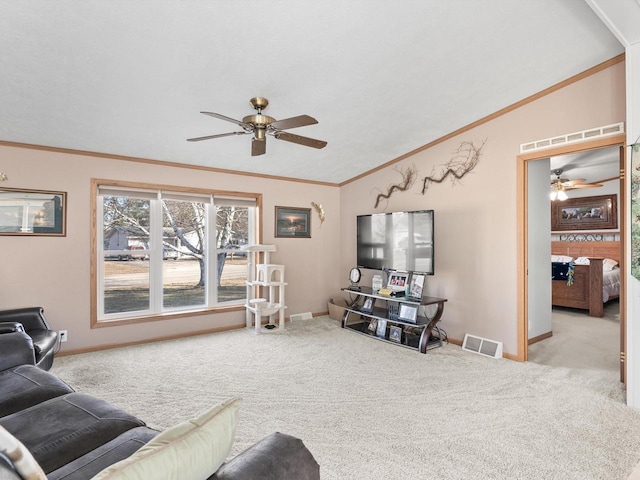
[0, 187, 67, 236]
[386, 271, 408, 292]
[376, 319, 387, 338]
[368, 318, 378, 333]
[551, 194, 617, 231]
[275, 206, 311, 238]
[407, 272, 426, 300]
[361, 296, 375, 314]
[389, 325, 402, 343]
[398, 303, 418, 324]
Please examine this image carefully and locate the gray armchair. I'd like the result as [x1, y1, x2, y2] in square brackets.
[0, 307, 58, 370]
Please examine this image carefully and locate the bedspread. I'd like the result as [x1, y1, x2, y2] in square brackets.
[603, 268, 620, 302]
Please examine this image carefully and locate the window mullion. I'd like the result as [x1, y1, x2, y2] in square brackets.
[150, 196, 163, 312]
[207, 203, 217, 305]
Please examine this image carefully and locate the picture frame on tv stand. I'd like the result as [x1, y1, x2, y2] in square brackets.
[387, 271, 408, 291]
[376, 319, 387, 338]
[389, 325, 402, 343]
[361, 296, 375, 314]
[407, 272, 426, 300]
[398, 303, 418, 324]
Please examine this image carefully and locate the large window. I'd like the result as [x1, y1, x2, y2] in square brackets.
[93, 182, 258, 324]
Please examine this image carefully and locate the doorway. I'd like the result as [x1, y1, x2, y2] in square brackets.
[517, 135, 626, 382]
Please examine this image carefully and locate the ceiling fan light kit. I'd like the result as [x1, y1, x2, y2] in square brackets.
[549, 168, 602, 201]
[549, 187, 568, 202]
[187, 97, 327, 156]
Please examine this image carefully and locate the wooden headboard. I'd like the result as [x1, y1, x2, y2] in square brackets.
[551, 241, 620, 262]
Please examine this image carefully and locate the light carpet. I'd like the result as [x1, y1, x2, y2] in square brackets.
[528, 301, 620, 373]
[52, 317, 640, 480]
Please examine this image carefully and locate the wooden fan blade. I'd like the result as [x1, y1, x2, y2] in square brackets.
[565, 183, 603, 189]
[275, 131, 327, 149]
[252, 138, 266, 156]
[560, 178, 586, 186]
[270, 114, 318, 130]
[200, 111, 248, 127]
[187, 131, 248, 142]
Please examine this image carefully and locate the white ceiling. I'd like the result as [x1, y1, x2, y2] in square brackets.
[550, 146, 620, 186]
[0, 1, 626, 184]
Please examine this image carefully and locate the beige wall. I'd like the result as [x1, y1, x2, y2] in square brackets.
[0, 146, 341, 352]
[0, 60, 626, 357]
[340, 61, 626, 355]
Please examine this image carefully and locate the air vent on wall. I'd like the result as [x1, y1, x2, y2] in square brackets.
[520, 122, 624, 153]
[462, 334, 503, 359]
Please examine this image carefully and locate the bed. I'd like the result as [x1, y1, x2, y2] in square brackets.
[550, 241, 621, 317]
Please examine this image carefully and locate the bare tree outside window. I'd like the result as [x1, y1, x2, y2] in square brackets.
[100, 191, 250, 317]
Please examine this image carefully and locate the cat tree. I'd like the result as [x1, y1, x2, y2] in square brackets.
[243, 244, 287, 333]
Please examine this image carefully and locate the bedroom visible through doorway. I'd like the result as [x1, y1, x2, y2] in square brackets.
[519, 137, 625, 381]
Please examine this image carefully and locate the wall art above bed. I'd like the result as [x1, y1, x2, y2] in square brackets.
[551, 194, 617, 232]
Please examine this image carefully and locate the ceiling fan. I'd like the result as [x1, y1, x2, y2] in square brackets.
[187, 97, 327, 156]
[550, 168, 602, 201]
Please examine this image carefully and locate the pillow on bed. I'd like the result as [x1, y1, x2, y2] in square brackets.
[573, 257, 619, 270]
[551, 255, 573, 263]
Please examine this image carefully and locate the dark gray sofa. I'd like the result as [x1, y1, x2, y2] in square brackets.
[0, 330, 320, 480]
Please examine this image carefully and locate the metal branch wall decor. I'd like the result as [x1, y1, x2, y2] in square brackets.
[374, 164, 417, 209]
[421, 139, 486, 195]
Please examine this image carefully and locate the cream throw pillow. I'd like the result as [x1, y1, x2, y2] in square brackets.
[0, 425, 47, 480]
[92, 397, 241, 480]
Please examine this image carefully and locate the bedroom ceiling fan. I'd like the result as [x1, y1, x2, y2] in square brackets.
[187, 97, 327, 156]
[549, 168, 603, 201]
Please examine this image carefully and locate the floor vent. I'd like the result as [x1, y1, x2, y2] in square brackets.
[520, 122, 624, 153]
[462, 334, 503, 359]
[290, 312, 313, 321]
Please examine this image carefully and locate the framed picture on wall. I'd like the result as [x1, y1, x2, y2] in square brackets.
[275, 206, 311, 238]
[551, 194, 617, 232]
[0, 187, 67, 236]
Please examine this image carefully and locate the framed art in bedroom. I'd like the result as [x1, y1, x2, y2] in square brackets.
[551, 194, 617, 232]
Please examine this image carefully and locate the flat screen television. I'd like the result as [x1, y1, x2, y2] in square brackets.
[356, 210, 434, 274]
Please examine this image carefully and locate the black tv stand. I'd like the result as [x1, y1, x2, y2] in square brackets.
[340, 286, 447, 354]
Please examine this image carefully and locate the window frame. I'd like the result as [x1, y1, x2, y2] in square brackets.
[90, 179, 262, 328]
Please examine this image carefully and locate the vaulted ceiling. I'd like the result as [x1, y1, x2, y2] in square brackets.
[0, 1, 627, 184]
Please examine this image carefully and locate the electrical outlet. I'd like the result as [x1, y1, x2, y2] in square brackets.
[59, 330, 68, 343]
